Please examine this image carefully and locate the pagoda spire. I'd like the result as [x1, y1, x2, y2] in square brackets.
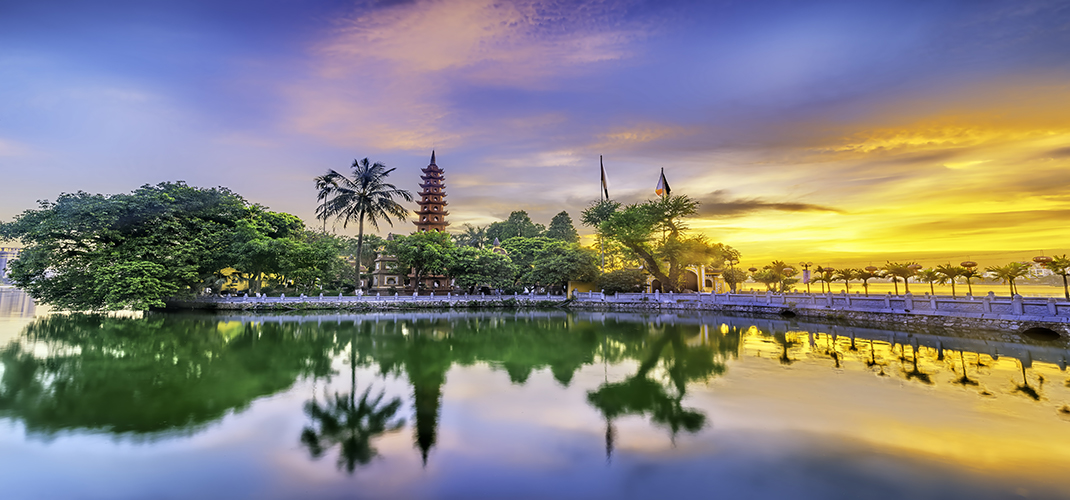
[414, 151, 448, 233]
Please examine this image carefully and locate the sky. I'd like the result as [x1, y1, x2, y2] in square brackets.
[2, 0, 1069, 268]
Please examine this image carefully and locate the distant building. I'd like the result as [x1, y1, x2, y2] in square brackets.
[0, 247, 20, 285]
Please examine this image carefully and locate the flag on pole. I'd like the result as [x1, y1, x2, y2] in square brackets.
[655, 168, 670, 197]
[600, 155, 609, 200]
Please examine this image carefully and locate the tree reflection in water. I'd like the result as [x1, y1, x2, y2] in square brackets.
[4, 311, 1069, 478]
[301, 387, 404, 474]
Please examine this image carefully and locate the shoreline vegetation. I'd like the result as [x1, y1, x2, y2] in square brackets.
[3, 177, 1067, 313]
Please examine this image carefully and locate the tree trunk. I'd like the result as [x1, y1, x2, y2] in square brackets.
[892, 278, 899, 296]
[950, 280, 956, 297]
[355, 210, 366, 291]
[627, 244, 674, 292]
[1063, 274, 1069, 300]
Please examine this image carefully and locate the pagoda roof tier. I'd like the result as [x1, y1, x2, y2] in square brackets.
[420, 174, 445, 181]
[417, 200, 449, 207]
[413, 223, 450, 231]
[415, 210, 450, 217]
[419, 183, 446, 189]
[419, 192, 447, 198]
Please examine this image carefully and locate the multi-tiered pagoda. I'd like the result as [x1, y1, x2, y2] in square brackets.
[414, 151, 449, 233]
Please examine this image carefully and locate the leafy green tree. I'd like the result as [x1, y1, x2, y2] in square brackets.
[528, 243, 599, 293]
[721, 267, 747, 293]
[501, 237, 558, 285]
[485, 211, 545, 242]
[545, 211, 580, 243]
[752, 269, 781, 292]
[935, 264, 966, 297]
[917, 268, 942, 295]
[386, 231, 453, 292]
[1042, 255, 1070, 300]
[881, 261, 918, 295]
[314, 158, 413, 290]
[228, 208, 306, 294]
[284, 231, 347, 293]
[446, 246, 516, 293]
[0, 182, 267, 310]
[594, 195, 703, 292]
[595, 269, 647, 294]
[986, 262, 1030, 296]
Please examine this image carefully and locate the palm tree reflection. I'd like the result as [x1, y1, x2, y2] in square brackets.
[301, 386, 405, 474]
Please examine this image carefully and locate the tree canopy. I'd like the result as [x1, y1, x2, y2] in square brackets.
[545, 211, 579, 243]
[586, 195, 735, 292]
[0, 182, 315, 309]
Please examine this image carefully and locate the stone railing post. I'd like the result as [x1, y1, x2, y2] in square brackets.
[1012, 294, 1024, 315]
[930, 295, 937, 310]
[904, 292, 913, 310]
[1048, 297, 1058, 316]
[982, 295, 992, 313]
[844, 291, 851, 306]
[884, 292, 892, 309]
[826, 292, 833, 307]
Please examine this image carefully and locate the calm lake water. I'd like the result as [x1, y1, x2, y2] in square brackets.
[2, 289, 1070, 499]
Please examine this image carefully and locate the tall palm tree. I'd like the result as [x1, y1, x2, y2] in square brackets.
[986, 262, 1030, 296]
[961, 267, 980, 296]
[935, 263, 965, 297]
[857, 269, 879, 296]
[917, 268, 941, 295]
[1043, 254, 1070, 300]
[315, 159, 413, 290]
[881, 261, 918, 295]
[833, 268, 858, 293]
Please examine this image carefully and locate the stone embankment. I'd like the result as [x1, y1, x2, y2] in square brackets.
[571, 290, 1070, 346]
[165, 292, 568, 312]
[167, 289, 1070, 346]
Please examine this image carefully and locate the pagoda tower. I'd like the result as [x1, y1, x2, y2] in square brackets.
[414, 151, 449, 233]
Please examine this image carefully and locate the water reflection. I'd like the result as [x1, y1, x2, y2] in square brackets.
[0, 314, 334, 437]
[2, 310, 1070, 484]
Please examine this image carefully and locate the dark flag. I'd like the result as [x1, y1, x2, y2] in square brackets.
[600, 155, 609, 200]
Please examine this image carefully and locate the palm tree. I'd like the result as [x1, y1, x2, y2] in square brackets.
[986, 262, 1030, 296]
[961, 267, 980, 296]
[917, 268, 941, 295]
[1043, 254, 1070, 300]
[833, 268, 858, 294]
[314, 159, 413, 290]
[857, 269, 879, 296]
[935, 264, 965, 297]
[454, 224, 487, 249]
[881, 261, 918, 295]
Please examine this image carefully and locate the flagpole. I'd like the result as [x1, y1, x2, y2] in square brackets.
[599, 155, 605, 273]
